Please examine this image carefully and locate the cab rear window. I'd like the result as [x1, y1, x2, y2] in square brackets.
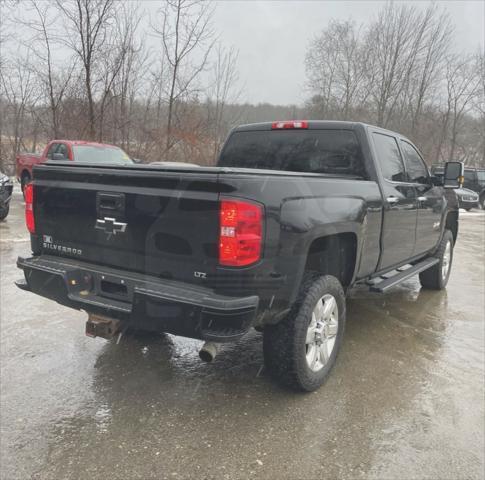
[218, 129, 367, 178]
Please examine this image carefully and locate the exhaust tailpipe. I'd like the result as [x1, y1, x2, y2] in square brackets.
[199, 342, 220, 362]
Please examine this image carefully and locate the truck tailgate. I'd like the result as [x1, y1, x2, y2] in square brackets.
[33, 164, 221, 285]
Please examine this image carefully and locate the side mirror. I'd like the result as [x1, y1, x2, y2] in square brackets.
[52, 152, 67, 161]
[443, 161, 464, 189]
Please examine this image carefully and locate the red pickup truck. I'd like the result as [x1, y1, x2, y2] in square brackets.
[16, 140, 133, 192]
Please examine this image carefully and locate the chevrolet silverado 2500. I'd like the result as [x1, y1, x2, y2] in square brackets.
[16, 121, 463, 391]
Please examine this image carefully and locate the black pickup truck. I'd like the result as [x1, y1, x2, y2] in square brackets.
[17, 121, 463, 391]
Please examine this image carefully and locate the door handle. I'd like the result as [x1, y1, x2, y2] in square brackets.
[386, 196, 399, 204]
[417, 196, 427, 202]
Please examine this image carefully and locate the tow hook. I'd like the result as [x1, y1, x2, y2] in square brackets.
[199, 341, 220, 362]
[86, 313, 121, 340]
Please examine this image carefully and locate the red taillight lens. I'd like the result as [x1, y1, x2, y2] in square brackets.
[219, 199, 263, 267]
[24, 183, 35, 233]
[271, 120, 308, 130]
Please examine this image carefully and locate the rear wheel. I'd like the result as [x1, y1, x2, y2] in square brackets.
[419, 230, 454, 290]
[480, 196, 485, 210]
[263, 274, 345, 392]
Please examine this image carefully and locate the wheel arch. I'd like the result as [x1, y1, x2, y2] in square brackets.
[304, 232, 358, 288]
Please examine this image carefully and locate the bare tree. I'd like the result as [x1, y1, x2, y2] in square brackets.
[441, 54, 480, 162]
[472, 51, 485, 165]
[111, 4, 148, 150]
[207, 43, 241, 162]
[302, 2, 485, 168]
[97, 13, 133, 142]
[56, 0, 117, 140]
[305, 22, 342, 117]
[152, 0, 215, 158]
[364, 3, 423, 127]
[17, 1, 75, 139]
[0, 54, 38, 171]
[315, 21, 370, 119]
[333, 22, 369, 119]
[406, 5, 452, 137]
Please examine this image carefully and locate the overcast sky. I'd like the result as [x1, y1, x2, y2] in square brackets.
[146, 0, 483, 105]
[4, 0, 484, 106]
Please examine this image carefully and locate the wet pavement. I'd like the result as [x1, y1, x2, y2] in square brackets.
[1, 187, 484, 480]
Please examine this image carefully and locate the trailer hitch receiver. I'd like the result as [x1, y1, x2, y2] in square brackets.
[86, 314, 121, 339]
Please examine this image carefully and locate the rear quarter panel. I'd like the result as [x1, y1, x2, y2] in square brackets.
[216, 173, 383, 323]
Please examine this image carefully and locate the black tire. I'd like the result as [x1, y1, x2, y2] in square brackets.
[263, 274, 346, 392]
[0, 204, 9, 221]
[419, 229, 454, 290]
[480, 196, 485, 210]
[465, 207, 472, 211]
[21, 172, 31, 196]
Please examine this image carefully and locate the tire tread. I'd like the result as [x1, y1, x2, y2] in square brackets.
[263, 273, 345, 392]
[419, 229, 453, 290]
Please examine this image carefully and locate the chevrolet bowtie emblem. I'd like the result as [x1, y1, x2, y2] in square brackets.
[95, 217, 127, 236]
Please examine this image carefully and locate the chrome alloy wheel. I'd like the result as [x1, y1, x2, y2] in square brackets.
[305, 294, 339, 372]
[442, 240, 451, 280]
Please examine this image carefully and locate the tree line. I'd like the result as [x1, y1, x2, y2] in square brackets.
[0, 1, 483, 175]
[305, 3, 484, 166]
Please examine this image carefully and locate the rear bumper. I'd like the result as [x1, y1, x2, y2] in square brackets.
[17, 255, 259, 342]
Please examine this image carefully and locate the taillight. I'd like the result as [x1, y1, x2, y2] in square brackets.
[219, 199, 263, 267]
[271, 120, 308, 129]
[24, 183, 35, 233]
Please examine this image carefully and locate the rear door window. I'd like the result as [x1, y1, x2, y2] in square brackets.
[372, 133, 406, 183]
[219, 129, 367, 178]
[400, 140, 428, 184]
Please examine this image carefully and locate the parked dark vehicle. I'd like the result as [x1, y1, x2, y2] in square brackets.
[16, 121, 462, 391]
[454, 187, 479, 211]
[463, 168, 485, 209]
[432, 165, 485, 209]
[0, 171, 13, 221]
